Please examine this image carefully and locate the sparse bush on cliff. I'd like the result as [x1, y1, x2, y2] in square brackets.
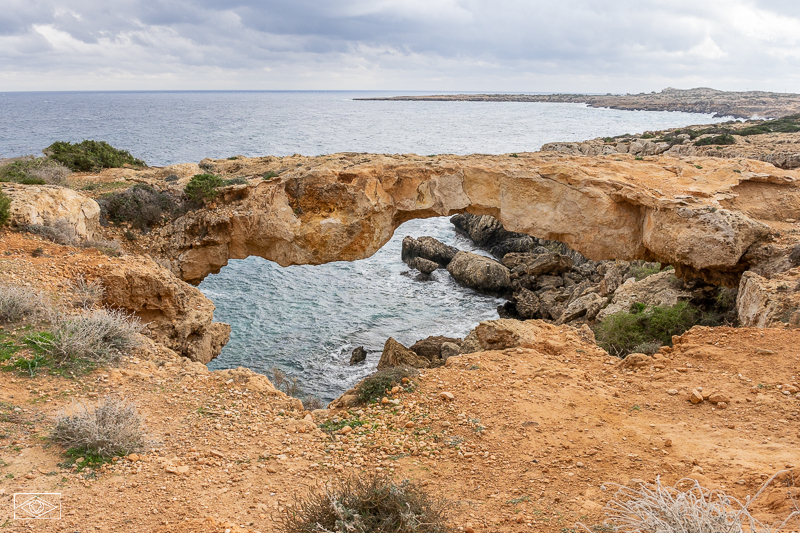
[0, 284, 47, 323]
[28, 309, 143, 368]
[52, 397, 145, 458]
[24, 218, 78, 245]
[70, 275, 105, 309]
[0, 157, 71, 185]
[594, 302, 700, 357]
[628, 261, 663, 281]
[598, 473, 800, 533]
[356, 367, 418, 405]
[279, 473, 450, 533]
[184, 173, 225, 203]
[98, 184, 187, 230]
[44, 140, 145, 172]
[0, 189, 11, 227]
[694, 133, 736, 146]
[267, 367, 323, 410]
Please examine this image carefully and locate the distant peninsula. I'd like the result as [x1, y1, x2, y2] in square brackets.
[356, 87, 800, 119]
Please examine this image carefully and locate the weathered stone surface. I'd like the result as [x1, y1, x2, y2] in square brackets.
[4, 184, 100, 241]
[410, 336, 462, 367]
[401, 236, 458, 267]
[377, 338, 430, 370]
[596, 271, 693, 322]
[513, 288, 541, 319]
[450, 212, 535, 257]
[96, 256, 230, 363]
[447, 251, 511, 294]
[349, 346, 367, 365]
[440, 342, 460, 360]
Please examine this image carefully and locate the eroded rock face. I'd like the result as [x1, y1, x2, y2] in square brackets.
[410, 336, 462, 367]
[596, 270, 692, 322]
[4, 184, 100, 241]
[737, 269, 800, 327]
[146, 153, 788, 288]
[95, 256, 231, 363]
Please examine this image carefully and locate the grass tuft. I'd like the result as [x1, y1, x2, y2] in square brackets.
[356, 367, 418, 405]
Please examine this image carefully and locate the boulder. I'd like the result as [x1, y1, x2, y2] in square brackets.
[401, 236, 458, 267]
[406, 256, 439, 275]
[513, 288, 541, 319]
[349, 346, 367, 365]
[410, 335, 462, 367]
[737, 269, 800, 327]
[440, 342, 460, 361]
[596, 270, 692, 322]
[598, 261, 632, 296]
[523, 253, 574, 277]
[4, 184, 101, 241]
[447, 251, 511, 294]
[558, 292, 607, 324]
[377, 338, 430, 370]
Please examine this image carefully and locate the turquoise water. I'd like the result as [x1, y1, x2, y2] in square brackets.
[0, 90, 730, 401]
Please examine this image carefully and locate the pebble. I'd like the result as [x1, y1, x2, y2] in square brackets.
[664, 439, 673, 447]
[708, 392, 730, 404]
[339, 425, 353, 435]
[666, 389, 678, 395]
[439, 392, 455, 401]
[689, 390, 703, 404]
[266, 466, 277, 473]
[127, 454, 140, 462]
[381, 397, 390, 405]
[405, 422, 415, 428]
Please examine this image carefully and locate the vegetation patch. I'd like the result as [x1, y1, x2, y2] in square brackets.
[184, 173, 225, 203]
[594, 301, 721, 357]
[627, 261, 664, 281]
[0, 157, 71, 185]
[694, 133, 736, 146]
[98, 184, 188, 230]
[356, 367, 418, 405]
[44, 140, 145, 172]
[0, 284, 47, 323]
[52, 397, 145, 458]
[279, 473, 450, 533]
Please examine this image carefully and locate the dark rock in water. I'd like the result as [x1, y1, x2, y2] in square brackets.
[410, 335, 462, 367]
[401, 236, 458, 267]
[447, 251, 511, 294]
[406, 256, 439, 275]
[377, 338, 430, 370]
[513, 288, 541, 319]
[349, 346, 367, 365]
[450, 213, 535, 257]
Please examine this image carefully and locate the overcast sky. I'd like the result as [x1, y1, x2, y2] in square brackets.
[2, 0, 799, 92]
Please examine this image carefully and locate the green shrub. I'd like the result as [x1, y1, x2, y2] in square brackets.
[98, 184, 186, 230]
[594, 302, 702, 358]
[0, 190, 11, 226]
[279, 473, 450, 533]
[356, 367, 418, 405]
[184, 173, 225, 203]
[224, 177, 247, 186]
[0, 158, 70, 185]
[694, 134, 736, 146]
[44, 140, 145, 172]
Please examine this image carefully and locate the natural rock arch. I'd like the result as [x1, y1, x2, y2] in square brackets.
[149, 152, 798, 288]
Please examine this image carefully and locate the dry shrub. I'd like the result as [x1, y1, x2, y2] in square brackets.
[24, 217, 77, 245]
[52, 397, 145, 457]
[279, 473, 451, 533]
[70, 275, 105, 309]
[267, 367, 323, 410]
[29, 308, 143, 366]
[0, 284, 47, 323]
[596, 474, 799, 533]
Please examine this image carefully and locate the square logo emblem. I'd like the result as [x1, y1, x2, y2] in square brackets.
[13, 493, 61, 519]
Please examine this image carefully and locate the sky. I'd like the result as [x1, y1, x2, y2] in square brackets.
[2, 0, 800, 92]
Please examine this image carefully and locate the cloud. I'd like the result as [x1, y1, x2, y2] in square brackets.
[1, 0, 800, 91]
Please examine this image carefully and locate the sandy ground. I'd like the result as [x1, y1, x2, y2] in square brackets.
[0, 234, 799, 533]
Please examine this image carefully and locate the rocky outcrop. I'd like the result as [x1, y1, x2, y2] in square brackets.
[446, 251, 511, 294]
[596, 270, 692, 321]
[94, 256, 230, 363]
[377, 338, 430, 370]
[737, 269, 800, 327]
[406, 257, 439, 275]
[409, 336, 462, 367]
[450, 213, 535, 257]
[3, 184, 100, 241]
[145, 152, 789, 289]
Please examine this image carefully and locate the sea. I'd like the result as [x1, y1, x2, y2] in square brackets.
[0, 90, 730, 401]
